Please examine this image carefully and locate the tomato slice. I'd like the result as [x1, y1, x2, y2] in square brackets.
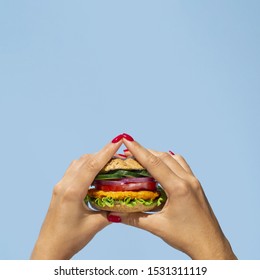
[94, 180, 157, 191]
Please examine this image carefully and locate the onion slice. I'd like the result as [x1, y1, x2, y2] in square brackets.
[93, 177, 155, 186]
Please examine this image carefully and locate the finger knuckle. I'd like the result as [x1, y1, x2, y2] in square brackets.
[62, 187, 78, 201]
[86, 157, 101, 172]
[176, 180, 191, 196]
[146, 153, 161, 167]
[52, 183, 63, 197]
[159, 152, 171, 161]
[189, 176, 202, 191]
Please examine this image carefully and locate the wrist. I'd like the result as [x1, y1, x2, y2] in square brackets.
[188, 237, 237, 260]
[30, 239, 72, 260]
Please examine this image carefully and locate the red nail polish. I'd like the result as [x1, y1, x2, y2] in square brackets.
[111, 134, 123, 143]
[122, 133, 134, 141]
[169, 150, 175, 155]
[107, 215, 121, 223]
[123, 149, 129, 152]
[118, 153, 127, 158]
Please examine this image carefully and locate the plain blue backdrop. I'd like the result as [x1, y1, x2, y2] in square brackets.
[0, 1, 259, 260]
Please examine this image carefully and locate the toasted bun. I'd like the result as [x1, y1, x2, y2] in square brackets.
[101, 157, 145, 172]
[88, 200, 157, 213]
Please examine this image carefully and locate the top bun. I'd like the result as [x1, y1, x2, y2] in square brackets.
[101, 157, 145, 172]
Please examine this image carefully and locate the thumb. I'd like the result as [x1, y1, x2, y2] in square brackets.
[107, 212, 156, 233]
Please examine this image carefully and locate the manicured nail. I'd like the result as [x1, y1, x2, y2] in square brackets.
[111, 134, 123, 143]
[122, 133, 134, 141]
[169, 150, 175, 155]
[107, 215, 121, 223]
[123, 149, 129, 152]
[118, 153, 127, 158]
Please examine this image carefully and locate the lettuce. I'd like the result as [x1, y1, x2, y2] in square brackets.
[95, 169, 151, 180]
[85, 187, 167, 208]
[86, 196, 158, 208]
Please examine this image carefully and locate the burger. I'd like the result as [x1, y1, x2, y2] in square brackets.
[85, 157, 166, 212]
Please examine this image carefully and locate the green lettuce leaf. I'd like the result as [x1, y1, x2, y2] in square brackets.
[85, 186, 167, 208]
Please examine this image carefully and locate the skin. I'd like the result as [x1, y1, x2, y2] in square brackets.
[31, 136, 237, 260]
[30, 140, 122, 259]
[109, 139, 237, 260]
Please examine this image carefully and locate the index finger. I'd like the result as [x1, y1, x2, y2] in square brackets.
[122, 138, 181, 194]
[61, 140, 123, 199]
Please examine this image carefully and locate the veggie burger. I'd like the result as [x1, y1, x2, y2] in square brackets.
[85, 157, 166, 212]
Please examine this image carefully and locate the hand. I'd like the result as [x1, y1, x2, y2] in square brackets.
[31, 140, 122, 259]
[109, 138, 237, 260]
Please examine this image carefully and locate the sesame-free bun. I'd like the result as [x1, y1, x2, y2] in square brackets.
[101, 157, 145, 172]
[88, 200, 157, 213]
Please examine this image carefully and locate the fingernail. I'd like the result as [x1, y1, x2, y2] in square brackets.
[111, 134, 123, 143]
[107, 215, 121, 223]
[169, 150, 175, 155]
[117, 153, 127, 158]
[123, 149, 129, 152]
[122, 133, 134, 141]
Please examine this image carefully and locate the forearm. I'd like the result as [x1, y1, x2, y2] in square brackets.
[188, 237, 237, 260]
[30, 239, 71, 260]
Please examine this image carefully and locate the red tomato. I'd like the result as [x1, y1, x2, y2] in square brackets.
[94, 180, 157, 191]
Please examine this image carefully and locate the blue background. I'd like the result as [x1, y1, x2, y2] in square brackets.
[0, 1, 259, 260]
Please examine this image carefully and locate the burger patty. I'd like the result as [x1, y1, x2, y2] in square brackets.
[88, 189, 160, 200]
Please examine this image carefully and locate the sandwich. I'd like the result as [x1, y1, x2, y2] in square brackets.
[85, 157, 166, 212]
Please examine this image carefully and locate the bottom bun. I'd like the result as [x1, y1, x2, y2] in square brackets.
[88, 201, 157, 213]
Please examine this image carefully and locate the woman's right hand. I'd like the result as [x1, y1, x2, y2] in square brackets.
[109, 137, 237, 260]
